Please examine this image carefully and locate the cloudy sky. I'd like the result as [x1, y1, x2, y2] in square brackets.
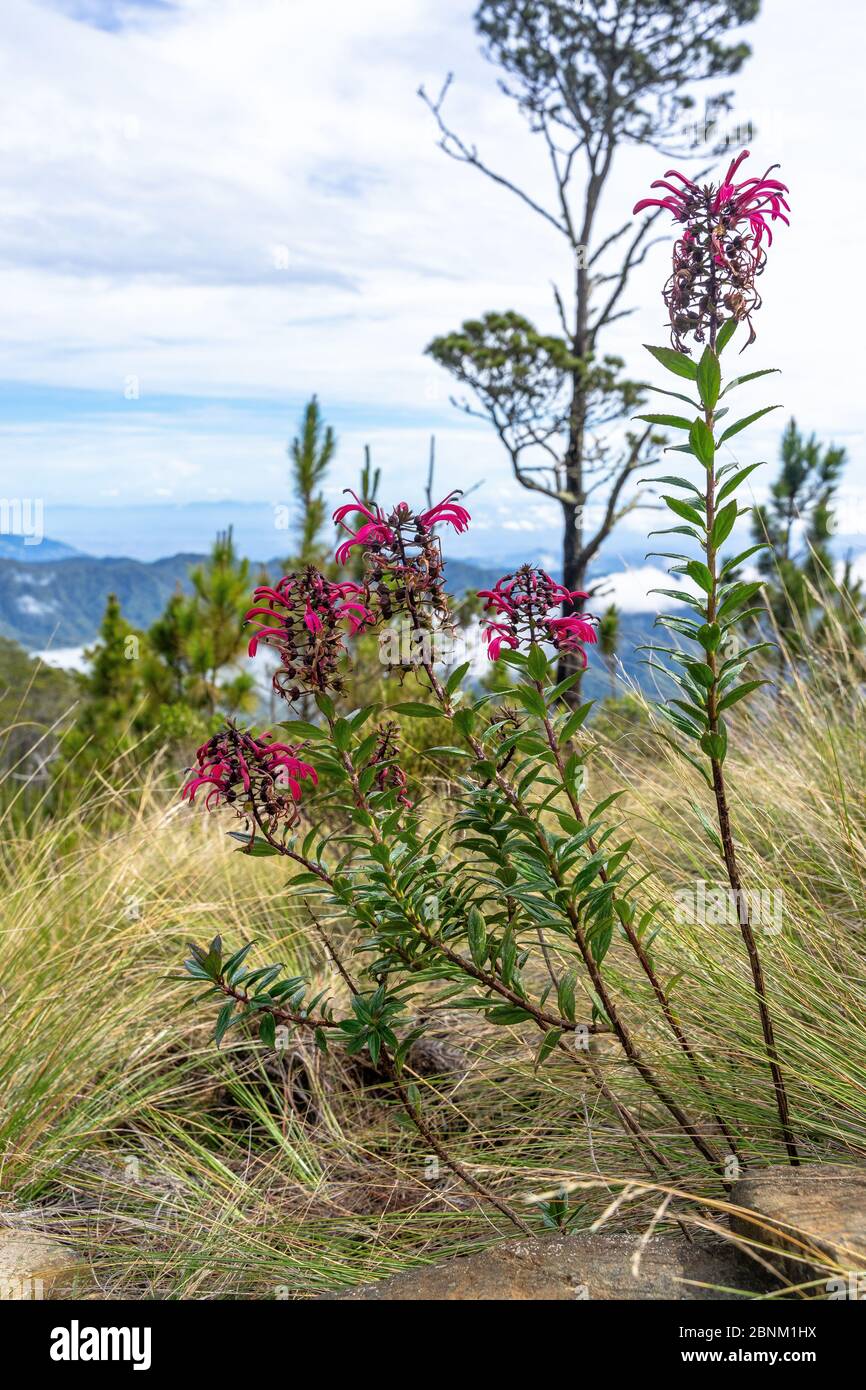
[2, 0, 865, 587]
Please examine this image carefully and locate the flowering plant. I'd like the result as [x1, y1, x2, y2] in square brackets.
[634, 149, 797, 1161]
[177, 483, 759, 1228]
[176, 149, 801, 1230]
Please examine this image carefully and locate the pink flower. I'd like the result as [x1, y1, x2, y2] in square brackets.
[335, 519, 395, 567]
[418, 494, 472, 534]
[182, 727, 317, 823]
[304, 605, 323, 634]
[332, 492, 395, 566]
[480, 566, 596, 662]
[245, 568, 375, 700]
[332, 492, 471, 628]
[633, 150, 790, 351]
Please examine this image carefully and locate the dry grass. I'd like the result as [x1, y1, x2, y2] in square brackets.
[1, 629, 864, 1298]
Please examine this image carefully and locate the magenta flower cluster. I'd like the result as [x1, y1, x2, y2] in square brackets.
[479, 567, 598, 665]
[183, 493, 601, 826]
[634, 149, 790, 350]
[182, 727, 317, 822]
[332, 493, 471, 568]
[245, 569, 375, 700]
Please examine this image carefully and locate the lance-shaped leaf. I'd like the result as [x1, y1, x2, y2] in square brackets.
[647, 384, 702, 409]
[715, 319, 738, 354]
[647, 526, 703, 542]
[721, 542, 769, 577]
[717, 680, 768, 712]
[697, 622, 722, 652]
[644, 344, 699, 380]
[685, 559, 714, 594]
[689, 418, 715, 467]
[711, 500, 738, 548]
[647, 474, 705, 496]
[718, 405, 781, 444]
[717, 580, 763, 619]
[683, 659, 715, 688]
[635, 413, 693, 430]
[700, 728, 728, 762]
[389, 702, 444, 718]
[717, 462, 764, 504]
[697, 347, 721, 411]
[662, 494, 705, 527]
[720, 367, 780, 397]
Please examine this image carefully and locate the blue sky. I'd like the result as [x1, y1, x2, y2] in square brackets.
[3, 0, 865, 592]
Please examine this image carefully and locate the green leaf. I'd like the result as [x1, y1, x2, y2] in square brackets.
[685, 661, 715, 688]
[715, 319, 738, 354]
[332, 718, 352, 751]
[534, 1029, 563, 1070]
[527, 643, 550, 681]
[556, 970, 577, 1023]
[717, 581, 763, 619]
[467, 907, 487, 966]
[233, 837, 282, 858]
[349, 703, 380, 730]
[561, 701, 593, 742]
[445, 661, 471, 695]
[717, 680, 767, 712]
[644, 344, 698, 380]
[259, 1013, 277, 1048]
[718, 405, 781, 445]
[548, 671, 583, 703]
[662, 495, 705, 528]
[634, 413, 693, 430]
[486, 1005, 533, 1026]
[589, 791, 625, 821]
[514, 686, 548, 719]
[720, 543, 769, 577]
[278, 720, 325, 740]
[700, 730, 727, 762]
[697, 622, 721, 653]
[647, 474, 704, 495]
[389, 702, 443, 719]
[717, 462, 763, 504]
[685, 560, 713, 594]
[720, 368, 780, 397]
[689, 418, 715, 468]
[589, 914, 614, 964]
[696, 347, 720, 411]
[646, 384, 701, 408]
[711, 501, 738, 548]
[214, 1002, 235, 1047]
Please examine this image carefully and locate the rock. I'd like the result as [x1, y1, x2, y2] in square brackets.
[730, 1163, 866, 1289]
[322, 1231, 769, 1300]
[0, 1231, 93, 1300]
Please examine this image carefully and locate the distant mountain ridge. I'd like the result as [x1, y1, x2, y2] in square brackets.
[0, 534, 83, 563]
[0, 548, 503, 650]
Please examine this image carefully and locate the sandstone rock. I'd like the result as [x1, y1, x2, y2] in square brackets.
[323, 1231, 768, 1300]
[730, 1163, 866, 1288]
[0, 1231, 93, 1300]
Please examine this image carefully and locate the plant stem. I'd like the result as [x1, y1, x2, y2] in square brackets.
[419, 659, 724, 1173]
[322, 709, 695, 1202]
[377, 1049, 533, 1235]
[703, 382, 799, 1165]
[537, 688, 743, 1163]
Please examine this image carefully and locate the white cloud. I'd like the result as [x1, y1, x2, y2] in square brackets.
[592, 566, 689, 614]
[0, 0, 862, 544]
